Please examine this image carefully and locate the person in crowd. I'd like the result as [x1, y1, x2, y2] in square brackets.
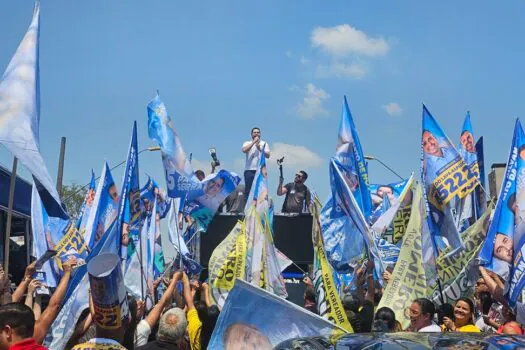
[200, 305, 220, 350]
[342, 260, 375, 333]
[72, 254, 128, 350]
[303, 283, 317, 315]
[406, 298, 441, 332]
[474, 291, 495, 332]
[181, 272, 201, 350]
[442, 297, 481, 332]
[277, 170, 311, 214]
[220, 183, 246, 214]
[0, 303, 47, 350]
[241, 127, 270, 195]
[373, 307, 397, 332]
[493, 305, 524, 335]
[136, 308, 188, 350]
[194, 170, 205, 182]
[135, 271, 183, 347]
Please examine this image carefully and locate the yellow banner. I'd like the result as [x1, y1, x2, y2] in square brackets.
[54, 223, 89, 270]
[311, 204, 353, 333]
[392, 205, 411, 244]
[377, 184, 428, 329]
[209, 221, 247, 308]
[429, 158, 478, 207]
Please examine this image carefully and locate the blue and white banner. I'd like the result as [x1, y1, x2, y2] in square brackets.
[480, 119, 525, 306]
[83, 162, 120, 250]
[330, 158, 384, 278]
[120, 122, 143, 267]
[0, 3, 67, 219]
[457, 112, 484, 227]
[208, 279, 346, 349]
[421, 105, 478, 256]
[147, 93, 240, 225]
[31, 185, 58, 288]
[335, 96, 372, 218]
[244, 155, 287, 298]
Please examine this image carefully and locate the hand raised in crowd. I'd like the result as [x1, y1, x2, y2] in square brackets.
[24, 261, 37, 281]
[366, 258, 375, 273]
[136, 300, 146, 320]
[303, 275, 313, 287]
[62, 257, 78, 274]
[153, 277, 162, 290]
[442, 316, 456, 331]
[28, 279, 43, 294]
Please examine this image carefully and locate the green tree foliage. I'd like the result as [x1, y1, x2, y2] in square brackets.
[61, 183, 87, 220]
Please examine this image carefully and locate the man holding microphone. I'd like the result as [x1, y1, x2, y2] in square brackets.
[241, 127, 270, 195]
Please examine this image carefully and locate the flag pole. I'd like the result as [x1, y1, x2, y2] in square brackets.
[56, 137, 66, 197]
[4, 157, 18, 275]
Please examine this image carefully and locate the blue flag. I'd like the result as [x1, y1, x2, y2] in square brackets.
[480, 119, 525, 306]
[83, 162, 120, 250]
[147, 93, 240, 227]
[330, 158, 384, 277]
[421, 105, 479, 256]
[335, 96, 372, 218]
[76, 170, 96, 231]
[0, 3, 67, 219]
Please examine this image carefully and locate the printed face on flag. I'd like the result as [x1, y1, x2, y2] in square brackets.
[460, 131, 476, 154]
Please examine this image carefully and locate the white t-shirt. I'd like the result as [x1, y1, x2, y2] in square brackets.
[418, 322, 442, 332]
[134, 319, 152, 347]
[243, 140, 269, 171]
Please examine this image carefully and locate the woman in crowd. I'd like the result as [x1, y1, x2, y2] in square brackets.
[372, 307, 397, 332]
[406, 298, 441, 332]
[442, 298, 481, 332]
[475, 291, 495, 332]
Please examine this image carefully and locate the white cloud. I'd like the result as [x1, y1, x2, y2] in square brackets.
[382, 102, 403, 116]
[270, 142, 323, 168]
[316, 62, 367, 79]
[300, 56, 309, 64]
[285, 50, 292, 57]
[295, 83, 330, 119]
[311, 24, 390, 57]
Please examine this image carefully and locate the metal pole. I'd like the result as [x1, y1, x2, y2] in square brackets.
[4, 157, 18, 275]
[56, 137, 66, 197]
[365, 155, 404, 181]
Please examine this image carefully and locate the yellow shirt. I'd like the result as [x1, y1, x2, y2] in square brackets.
[457, 324, 481, 332]
[187, 307, 202, 350]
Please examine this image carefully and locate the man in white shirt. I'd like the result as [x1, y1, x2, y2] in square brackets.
[241, 127, 270, 195]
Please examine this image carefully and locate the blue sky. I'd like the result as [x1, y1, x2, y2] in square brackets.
[1, 1, 525, 221]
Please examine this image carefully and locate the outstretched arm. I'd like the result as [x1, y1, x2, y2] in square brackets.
[144, 271, 182, 329]
[33, 259, 77, 344]
[12, 261, 36, 302]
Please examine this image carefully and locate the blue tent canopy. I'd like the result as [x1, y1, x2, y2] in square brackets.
[0, 164, 32, 218]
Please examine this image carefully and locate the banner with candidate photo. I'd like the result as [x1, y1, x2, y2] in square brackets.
[479, 119, 525, 306]
[421, 105, 479, 256]
[147, 94, 240, 224]
[370, 178, 411, 225]
[208, 279, 347, 349]
[457, 112, 485, 228]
